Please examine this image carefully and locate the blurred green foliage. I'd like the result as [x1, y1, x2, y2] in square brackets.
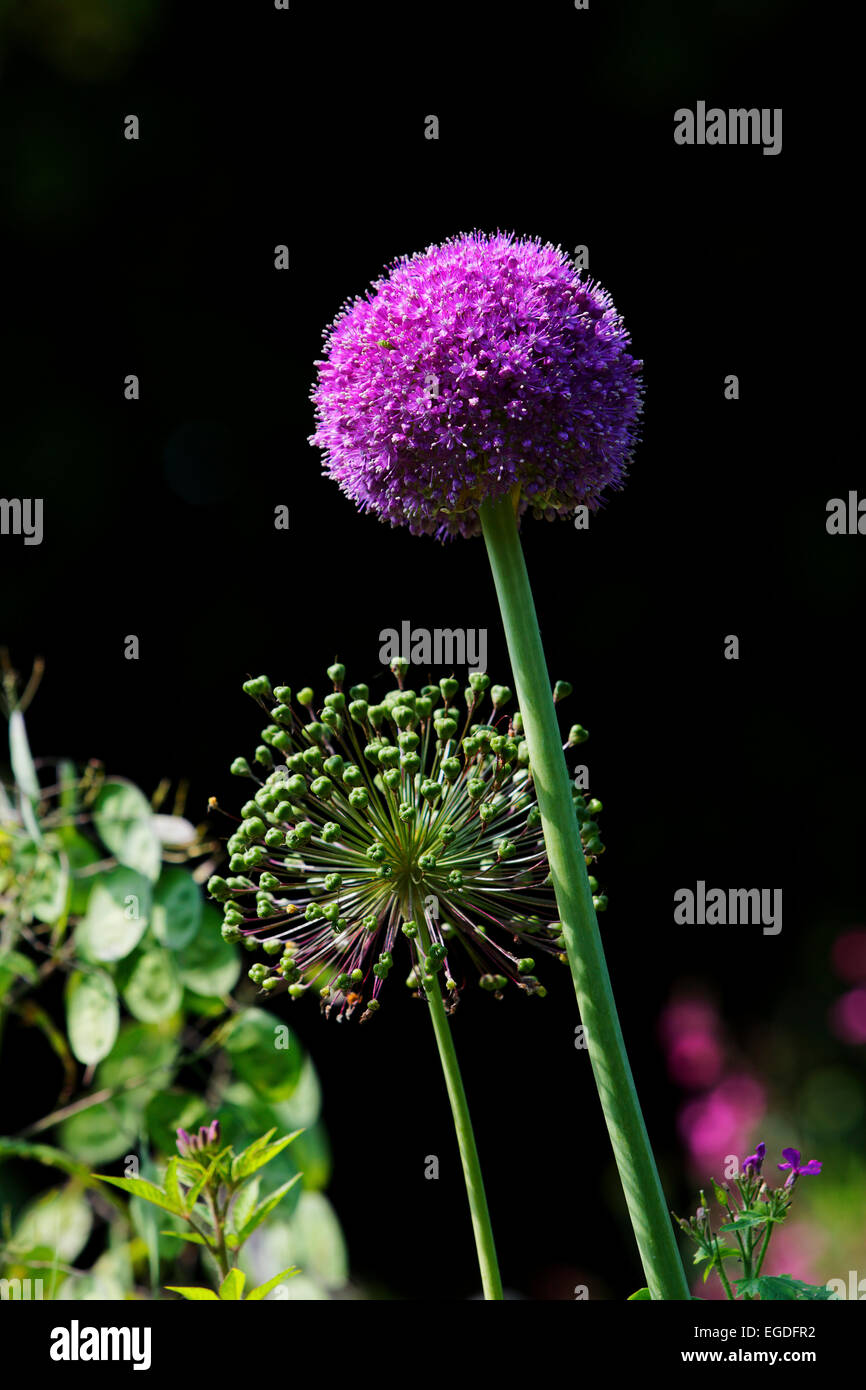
[0, 674, 347, 1299]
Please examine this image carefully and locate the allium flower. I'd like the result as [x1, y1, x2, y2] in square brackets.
[310, 231, 643, 539]
[208, 663, 606, 1021]
[176, 1119, 220, 1160]
[742, 1140, 766, 1175]
[777, 1148, 822, 1187]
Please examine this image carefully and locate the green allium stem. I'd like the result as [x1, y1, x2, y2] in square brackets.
[479, 493, 689, 1301]
[417, 918, 504, 1300]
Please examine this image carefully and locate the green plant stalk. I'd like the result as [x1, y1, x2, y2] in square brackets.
[417, 917, 503, 1300]
[479, 493, 689, 1301]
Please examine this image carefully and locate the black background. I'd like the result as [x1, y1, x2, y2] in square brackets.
[2, 0, 860, 1300]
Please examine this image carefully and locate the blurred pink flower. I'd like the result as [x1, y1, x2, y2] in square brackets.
[678, 1075, 766, 1172]
[829, 988, 866, 1045]
[658, 996, 724, 1087]
[831, 928, 866, 984]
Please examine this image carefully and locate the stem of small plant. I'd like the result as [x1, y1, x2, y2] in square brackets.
[753, 1221, 774, 1277]
[479, 492, 690, 1301]
[205, 1186, 231, 1282]
[416, 913, 504, 1300]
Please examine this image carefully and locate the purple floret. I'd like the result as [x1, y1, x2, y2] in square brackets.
[310, 231, 643, 539]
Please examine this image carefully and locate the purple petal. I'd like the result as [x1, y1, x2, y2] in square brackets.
[780, 1147, 801, 1166]
[800, 1160, 822, 1176]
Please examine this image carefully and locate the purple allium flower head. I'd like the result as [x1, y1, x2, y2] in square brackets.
[777, 1148, 822, 1187]
[310, 231, 643, 540]
[743, 1140, 766, 1175]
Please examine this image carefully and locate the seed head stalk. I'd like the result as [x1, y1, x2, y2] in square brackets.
[479, 491, 689, 1301]
[415, 898, 503, 1300]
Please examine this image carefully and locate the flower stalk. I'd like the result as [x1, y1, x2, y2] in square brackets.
[416, 908, 503, 1300]
[479, 490, 689, 1301]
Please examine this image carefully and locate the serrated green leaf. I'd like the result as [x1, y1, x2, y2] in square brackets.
[92, 1173, 186, 1216]
[164, 1156, 186, 1215]
[159, 1230, 208, 1246]
[232, 1132, 302, 1182]
[236, 1174, 302, 1245]
[719, 1208, 773, 1234]
[165, 1285, 220, 1300]
[219, 1267, 246, 1300]
[735, 1273, 837, 1301]
[246, 1266, 299, 1301]
[230, 1176, 260, 1234]
[93, 780, 161, 881]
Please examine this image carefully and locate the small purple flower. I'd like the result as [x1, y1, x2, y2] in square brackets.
[310, 231, 643, 540]
[176, 1119, 220, 1160]
[777, 1148, 822, 1187]
[742, 1140, 766, 1175]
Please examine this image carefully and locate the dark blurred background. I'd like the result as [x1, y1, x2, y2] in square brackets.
[2, 0, 862, 1299]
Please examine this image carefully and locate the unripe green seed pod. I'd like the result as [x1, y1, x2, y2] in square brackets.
[310, 775, 334, 799]
[400, 752, 421, 775]
[271, 705, 293, 727]
[259, 872, 281, 892]
[263, 937, 284, 954]
[321, 821, 341, 842]
[297, 688, 315, 707]
[441, 757, 461, 782]
[348, 788, 368, 810]
[242, 816, 267, 840]
[593, 894, 609, 912]
[243, 675, 272, 699]
[342, 764, 363, 787]
[255, 744, 274, 768]
[587, 798, 603, 815]
[349, 699, 369, 723]
[467, 778, 485, 801]
[327, 662, 346, 687]
[367, 704, 386, 729]
[439, 677, 459, 702]
[271, 730, 292, 752]
[221, 923, 242, 943]
[302, 746, 324, 770]
[230, 756, 252, 777]
[349, 683, 369, 701]
[568, 724, 589, 745]
[383, 768, 402, 790]
[553, 680, 573, 701]
[208, 875, 230, 901]
[420, 779, 443, 805]
[490, 684, 512, 708]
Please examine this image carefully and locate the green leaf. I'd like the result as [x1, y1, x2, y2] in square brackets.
[0, 949, 39, 986]
[93, 780, 161, 881]
[164, 1156, 186, 1215]
[159, 1229, 208, 1246]
[16, 843, 69, 923]
[75, 866, 151, 962]
[9, 709, 42, 843]
[92, 1173, 186, 1216]
[627, 1287, 651, 1300]
[58, 1100, 141, 1166]
[150, 867, 202, 949]
[15, 1186, 94, 1263]
[175, 904, 241, 997]
[121, 946, 183, 1023]
[219, 1267, 246, 1300]
[230, 1176, 260, 1235]
[246, 1266, 300, 1301]
[224, 1008, 303, 1102]
[719, 1208, 774, 1234]
[65, 969, 119, 1065]
[235, 1174, 302, 1245]
[735, 1274, 837, 1301]
[57, 829, 102, 915]
[0, 1137, 98, 1186]
[143, 1091, 208, 1155]
[165, 1285, 220, 1300]
[232, 1130, 302, 1182]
